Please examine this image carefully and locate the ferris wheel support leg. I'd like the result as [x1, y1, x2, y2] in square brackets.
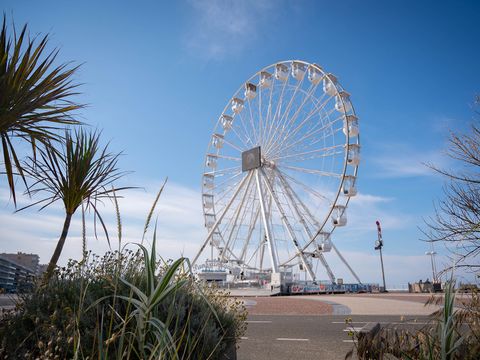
[191, 173, 249, 267]
[275, 168, 336, 283]
[332, 243, 362, 284]
[240, 206, 260, 263]
[259, 234, 265, 272]
[259, 168, 316, 282]
[255, 169, 279, 274]
[317, 256, 336, 284]
[221, 172, 254, 263]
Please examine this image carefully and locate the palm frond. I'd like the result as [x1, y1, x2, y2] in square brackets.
[20, 128, 132, 275]
[0, 15, 83, 205]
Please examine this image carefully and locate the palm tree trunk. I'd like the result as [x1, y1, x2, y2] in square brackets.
[43, 212, 73, 282]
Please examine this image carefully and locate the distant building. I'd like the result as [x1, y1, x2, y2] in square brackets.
[0, 252, 39, 274]
[0, 256, 35, 293]
[37, 264, 49, 276]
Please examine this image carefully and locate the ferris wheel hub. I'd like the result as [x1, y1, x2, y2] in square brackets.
[241, 146, 262, 172]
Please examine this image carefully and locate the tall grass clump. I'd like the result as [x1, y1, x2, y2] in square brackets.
[0, 188, 246, 359]
[346, 281, 480, 359]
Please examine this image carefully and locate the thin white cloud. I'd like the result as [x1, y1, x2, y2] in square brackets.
[369, 143, 448, 178]
[1, 180, 461, 285]
[0, 181, 206, 265]
[184, 0, 276, 60]
[321, 250, 434, 288]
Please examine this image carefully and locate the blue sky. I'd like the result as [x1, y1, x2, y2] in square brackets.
[1, 0, 479, 287]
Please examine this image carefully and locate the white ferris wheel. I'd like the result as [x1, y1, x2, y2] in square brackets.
[192, 60, 361, 284]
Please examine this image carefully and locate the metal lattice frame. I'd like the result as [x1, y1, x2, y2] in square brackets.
[193, 60, 361, 283]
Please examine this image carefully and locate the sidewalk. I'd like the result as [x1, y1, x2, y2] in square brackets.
[303, 295, 442, 316]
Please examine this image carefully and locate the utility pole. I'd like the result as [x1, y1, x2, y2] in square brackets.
[375, 220, 387, 292]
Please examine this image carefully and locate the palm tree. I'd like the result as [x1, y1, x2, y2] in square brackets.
[21, 129, 129, 280]
[0, 16, 81, 205]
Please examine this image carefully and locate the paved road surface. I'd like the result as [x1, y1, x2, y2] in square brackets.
[238, 314, 429, 360]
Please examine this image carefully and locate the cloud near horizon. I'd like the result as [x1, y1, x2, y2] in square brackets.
[0, 176, 444, 286]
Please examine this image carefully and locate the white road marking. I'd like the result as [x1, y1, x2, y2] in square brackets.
[240, 337, 249, 340]
[332, 321, 428, 325]
[343, 327, 363, 332]
[246, 320, 272, 323]
[276, 338, 309, 341]
[343, 339, 357, 343]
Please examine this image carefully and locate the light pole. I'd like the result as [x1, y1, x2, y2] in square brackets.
[375, 220, 387, 292]
[425, 250, 437, 283]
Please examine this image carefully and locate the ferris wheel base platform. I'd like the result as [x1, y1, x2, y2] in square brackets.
[227, 287, 282, 297]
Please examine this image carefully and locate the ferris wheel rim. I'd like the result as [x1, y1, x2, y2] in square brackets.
[200, 59, 360, 276]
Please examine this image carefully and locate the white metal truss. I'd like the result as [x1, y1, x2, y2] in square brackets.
[274, 168, 336, 283]
[194, 60, 362, 285]
[259, 167, 317, 282]
[255, 168, 279, 273]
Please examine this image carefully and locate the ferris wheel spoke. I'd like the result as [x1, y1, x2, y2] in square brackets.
[276, 168, 339, 277]
[268, 102, 338, 158]
[221, 172, 254, 261]
[222, 137, 246, 153]
[275, 168, 334, 204]
[227, 174, 257, 256]
[228, 124, 252, 150]
[277, 150, 345, 165]
[240, 204, 260, 263]
[275, 110, 342, 158]
[265, 81, 322, 155]
[265, 92, 334, 157]
[262, 81, 275, 146]
[275, 171, 319, 237]
[229, 189, 256, 260]
[280, 164, 342, 179]
[207, 171, 243, 197]
[264, 76, 308, 152]
[271, 144, 344, 162]
[259, 167, 316, 281]
[193, 173, 250, 266]
[236, 112, 256, 147]
[206, 164, 241, 177]
[275, 120, 343, 160]
[211, 169, 243, 189]
[246, 98, 260, 145]
[264, 79, 289, 151]
[258, 82, 265, 144]
[215, 154, 241, 162]
[214, 177, 246, 207]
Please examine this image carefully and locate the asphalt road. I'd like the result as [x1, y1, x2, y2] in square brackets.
[237, 314, 430, 360]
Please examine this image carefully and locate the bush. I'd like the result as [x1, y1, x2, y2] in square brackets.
[0, 245, 246, 359]
[346, 281, 480, 359]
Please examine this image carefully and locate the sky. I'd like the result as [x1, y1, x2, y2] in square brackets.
[1, 0, 479, 287]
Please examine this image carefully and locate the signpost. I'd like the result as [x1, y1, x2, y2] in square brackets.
[375, 220, 387, 292]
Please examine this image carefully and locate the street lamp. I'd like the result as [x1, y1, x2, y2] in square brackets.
[375, 220, 387, 292]
[425, 250, 437, 283]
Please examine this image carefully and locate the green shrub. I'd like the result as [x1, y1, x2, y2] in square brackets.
[346, 281, 480, 359]
[0, 246, 246, 359]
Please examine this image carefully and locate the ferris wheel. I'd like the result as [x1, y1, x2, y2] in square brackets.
[192, 60, 361, 284]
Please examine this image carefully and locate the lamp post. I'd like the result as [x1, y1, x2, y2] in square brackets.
[425, 250, 437, 283]
[375, 220, 387, 292]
